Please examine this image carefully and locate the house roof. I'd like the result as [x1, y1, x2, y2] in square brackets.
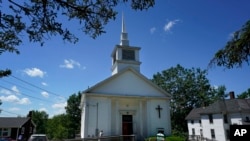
[83, 67, 171, 97]
[0, 117, 31, 128]
[185, 107, 205, 120]
[185, 99, 250, 120]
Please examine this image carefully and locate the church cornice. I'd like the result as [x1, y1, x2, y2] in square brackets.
[111, 60, 141, 72]
[84, 93, 170, 100]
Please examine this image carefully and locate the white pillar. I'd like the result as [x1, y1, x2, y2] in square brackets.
[139, 100, 143, 138]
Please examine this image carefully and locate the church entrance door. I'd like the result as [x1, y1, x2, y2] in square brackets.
[122, 115, 133, 135]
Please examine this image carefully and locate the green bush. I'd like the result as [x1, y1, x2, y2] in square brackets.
[171, 130, 188, 138]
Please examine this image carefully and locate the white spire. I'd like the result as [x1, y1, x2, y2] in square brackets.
[120, 13, 129, 46]
[122, 13, 126, 33]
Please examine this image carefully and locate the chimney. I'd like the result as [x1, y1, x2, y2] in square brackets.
[229, 91, 235, 99]
[28, 110, 33, 118]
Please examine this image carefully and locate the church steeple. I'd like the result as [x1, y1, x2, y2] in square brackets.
[111, 14, 141, 75]
[120, 14, 129, 46]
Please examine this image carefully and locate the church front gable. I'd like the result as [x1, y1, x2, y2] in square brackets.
[86, 69, 169, 97]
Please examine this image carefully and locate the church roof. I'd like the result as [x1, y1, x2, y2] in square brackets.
[82, 67, 171, 98]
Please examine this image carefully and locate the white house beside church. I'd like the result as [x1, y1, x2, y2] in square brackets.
[80, 17, 171, 140]
[186, 92, 250, 141]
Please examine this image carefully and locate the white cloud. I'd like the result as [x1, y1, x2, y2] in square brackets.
[11, 86, 20, 95]
[17, 97, 31, 105]
[24, 68, 46, 78]
[0, 95, 31, 105]
[41, 91, 49, 98]
[164, 19, 180, 32]
[150, 27, 156, 34]
[52, 102, 67, 114]
[39, 108, 48, 112]
[0, 86, 20, 95]
[52, 102, 67, 109]
[60, 59, 85, 69]
[0, 89, 12, 95]
[41, 82, 48, 86]
[9, 107, 20, 111]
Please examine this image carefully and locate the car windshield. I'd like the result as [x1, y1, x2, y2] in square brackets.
[28, 136, 47, 141]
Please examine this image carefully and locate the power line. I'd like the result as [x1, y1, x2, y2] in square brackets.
[0, 85, 54, 103]
[10, 75, 65, 98]
[0, 109, 25, 117]
[1, 79, 38, 94]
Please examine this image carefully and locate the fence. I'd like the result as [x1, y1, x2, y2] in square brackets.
[188, 135, 218, 141]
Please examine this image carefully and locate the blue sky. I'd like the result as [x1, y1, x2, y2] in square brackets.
[0, 0, 250, 117]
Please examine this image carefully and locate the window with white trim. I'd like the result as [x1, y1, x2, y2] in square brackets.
[211, 129, 215, 139]
[209, 114, 213, 124]
[0, 128, 10, 137]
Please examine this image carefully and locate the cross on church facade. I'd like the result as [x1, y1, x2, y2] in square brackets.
[155, 105, 163, 118]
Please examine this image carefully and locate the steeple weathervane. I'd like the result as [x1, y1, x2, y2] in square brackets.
[120, 13, 129, 46]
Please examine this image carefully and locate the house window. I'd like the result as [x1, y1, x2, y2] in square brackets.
[0, 128, 10, 137]
[246, 116, 250, 122]
[224, 114, 228, 123]
[209, 114, 213, 124]
[191, 120, 194, 124]
[211, 129, 215, 139]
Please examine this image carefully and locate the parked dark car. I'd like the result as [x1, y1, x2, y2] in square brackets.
[0, 137, 12, 141]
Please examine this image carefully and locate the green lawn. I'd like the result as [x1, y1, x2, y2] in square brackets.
[145, 136, 185, 141]
[166, 136, 185, 141]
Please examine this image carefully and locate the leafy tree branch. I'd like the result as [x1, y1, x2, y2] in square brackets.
[209, 20, 250, 69]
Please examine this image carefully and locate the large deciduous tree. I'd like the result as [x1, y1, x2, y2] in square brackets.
[0, 69, 11, 78]
[46, 114, 69, 140]
[28, 110, 48, 134]
[0, 0, 155, 77]
[1, 0, 155, 50]
[237, 88, 250, 99]
[209, 20, 250, 69]
[45, 92, 82, 139]
[65, 92, 82, 138]
[152, 64, 226, 133]
[22, 92, 82, 139]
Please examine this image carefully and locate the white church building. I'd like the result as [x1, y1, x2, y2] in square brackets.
[80, 17, 172, 140]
